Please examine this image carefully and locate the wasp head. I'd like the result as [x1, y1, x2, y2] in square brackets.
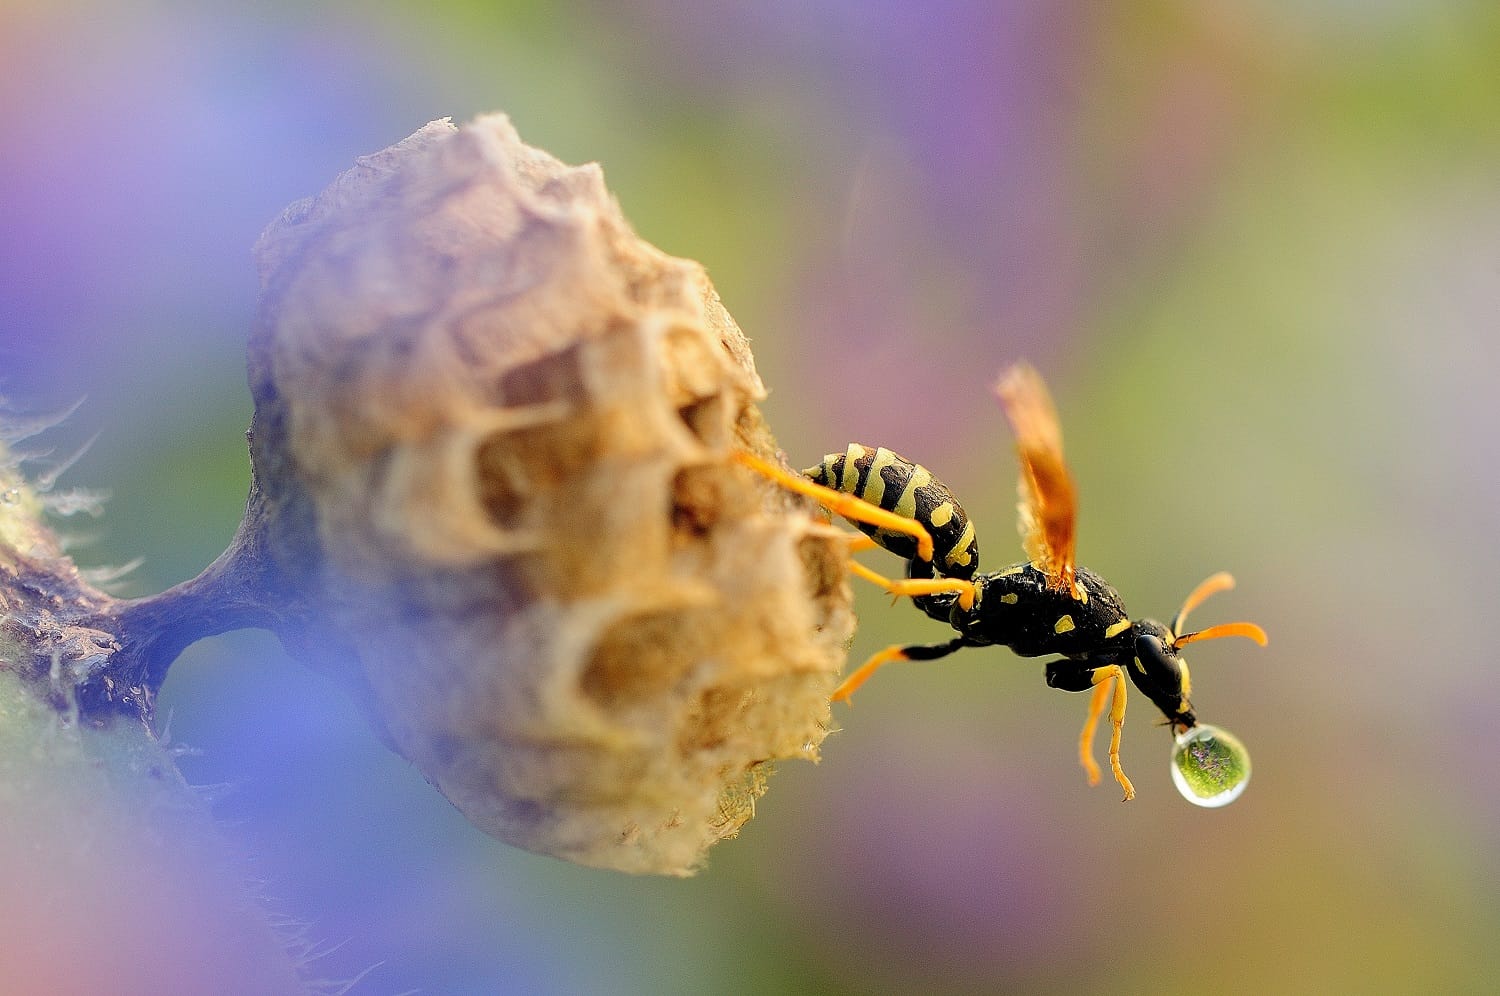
[1128, 618, 1197, 732]
[1130, 573, 1268, 734]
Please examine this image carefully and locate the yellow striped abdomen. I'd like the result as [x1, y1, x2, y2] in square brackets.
[805, 443, 980, 580]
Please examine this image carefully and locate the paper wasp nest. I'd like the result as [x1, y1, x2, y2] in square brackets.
[245, 116, 851, 875]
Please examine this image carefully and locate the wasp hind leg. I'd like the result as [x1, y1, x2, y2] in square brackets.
[733, 450, 934, 562]
[832, 637, 967, 705]
[733, 451, 977, 609]
[1046, 660, 1136, 801]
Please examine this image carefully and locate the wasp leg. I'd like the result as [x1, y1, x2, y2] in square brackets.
[733, 450, 934, 563]
[1094, 666, 1135, 801]
[832, 637, 967, 705]
[1046, 660, 1136, 801]
[1077, 678, 1112, 787]
[845, 560, 977, 610]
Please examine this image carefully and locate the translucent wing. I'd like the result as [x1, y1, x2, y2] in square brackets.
[995, 363, 1079, 599]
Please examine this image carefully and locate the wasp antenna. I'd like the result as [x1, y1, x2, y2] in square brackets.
[1173, 621, 1268, 649]
[1170, 571, 1236, 637]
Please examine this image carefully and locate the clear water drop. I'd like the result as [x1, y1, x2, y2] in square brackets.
[1171, 724, 1251, 808]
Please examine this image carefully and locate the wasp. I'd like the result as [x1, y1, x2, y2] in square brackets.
[735, 363, 1266, 800]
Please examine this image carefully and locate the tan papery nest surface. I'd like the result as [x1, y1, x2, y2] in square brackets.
[245, 116, 852, 875]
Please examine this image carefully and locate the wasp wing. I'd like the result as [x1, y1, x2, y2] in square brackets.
[995, 363, 1080, 599]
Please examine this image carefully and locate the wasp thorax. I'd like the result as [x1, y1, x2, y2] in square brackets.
[246, 115, 852, 875]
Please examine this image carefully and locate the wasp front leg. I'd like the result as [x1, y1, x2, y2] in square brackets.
[1045, 659, 1136, 801]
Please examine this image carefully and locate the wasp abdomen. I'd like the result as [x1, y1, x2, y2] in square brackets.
[805, 443, 979, 579]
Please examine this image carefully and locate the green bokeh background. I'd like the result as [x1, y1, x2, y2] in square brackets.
[4, 1, 1499, 992]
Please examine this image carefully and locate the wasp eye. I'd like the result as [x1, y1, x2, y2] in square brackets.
[1134, 633, 1182, 691]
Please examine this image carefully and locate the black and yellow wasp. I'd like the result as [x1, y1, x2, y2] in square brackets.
[736, 363, 1265, 799]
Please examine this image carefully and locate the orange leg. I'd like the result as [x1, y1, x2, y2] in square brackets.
[735, 450, 976, 703]
[845, 561, 976, 610]
[735, 450, 975, 607]
[1089, 665, 1135, 801]
[831, 637, 967, 705]
[831, 645, 909, 704]
[1077, 677, 1112, 787]
[733, 450, 934, 563]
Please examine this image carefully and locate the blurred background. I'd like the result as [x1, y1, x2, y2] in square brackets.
[4, 0, 1499, 992]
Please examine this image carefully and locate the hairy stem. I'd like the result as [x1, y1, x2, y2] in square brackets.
[0, 457, 315, 991]
[95, 495, 287, 696]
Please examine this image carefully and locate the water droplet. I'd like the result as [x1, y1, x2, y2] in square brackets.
[0, 488, 19, 504]
[1171, 724, 1251, 808]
